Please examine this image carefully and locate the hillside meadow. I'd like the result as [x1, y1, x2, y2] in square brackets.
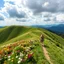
[0, 26, 64, 64]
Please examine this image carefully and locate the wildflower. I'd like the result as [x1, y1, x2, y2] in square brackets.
[4, 61, 7, 64]
[22, 58, 25, 62]
[8, 52, 12, 56]
[26, 47, 30, 52]
[5, 55, 7, 57]
[17, 50, 20, 53]
[28, 53, 33, 59]
[12, 52, 14, 54]
[11, 58, 14, 62]
[20, 53, 23, 57]
[7, 45, 11, 49]
[25, 48, 29, 52]
[11, 59, 14, 62]
[18, 59, 22, 64]
[29, 40, 34, 44]
[0, 51, 2, 55]
[8, 56, 11, 58]
[25, 55, 27, 59]
[8, 58, 11, 61]
[4, 63, 6, 64]
[16, 56, 18, 58]
[19, 57, 21, 60]
[20, 59, 22, 61]
[18, 60, 21, 64]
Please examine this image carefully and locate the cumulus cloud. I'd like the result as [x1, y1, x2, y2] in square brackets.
[0, 14, 4, 20]
[56, 14, 64, 22]
[0, 0, 64, 26]
[3, 2, 26, 18]
[7, 7, 26, 18]
[22, 0, 64, 14]
[16, 18, 27, 22]
[4, 0, 64, 14]
[44, 18, 51, 21]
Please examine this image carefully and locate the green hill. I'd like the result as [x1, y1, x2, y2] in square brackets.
[0, 26, 64, 64]
[0, 26, 31, 43]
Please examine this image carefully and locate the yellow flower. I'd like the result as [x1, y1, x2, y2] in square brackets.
[4, 63, 6, 64]
[11, 59, 14, 62]
[4, 61, 7, 64]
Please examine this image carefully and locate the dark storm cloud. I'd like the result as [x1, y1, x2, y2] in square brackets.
[43, 13, 52, 17]
[24, 0, 64, 14]
[25, 0, 44, 14]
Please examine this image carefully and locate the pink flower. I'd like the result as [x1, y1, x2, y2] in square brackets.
[28, 53, 33, 59]
[17, 50, 20, 53]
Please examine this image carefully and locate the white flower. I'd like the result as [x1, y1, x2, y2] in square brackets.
[16, 56, 18, 58]
[12, 52, 14, 54]
[19, 57, 21, 60]
[18, 58, 22, 64]
[18, 60, 21, 64]
[20, 53, 23, 57]
[8, 59, 11, 61]
[20, 59, 22, 61]
[5, 55, 7, 57]
[25, 49, 29, 52]
[8, 56, 10, 58]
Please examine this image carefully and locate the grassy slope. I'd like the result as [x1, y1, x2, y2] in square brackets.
[0, 26, 64, 64]
[0, 26, 31, 43]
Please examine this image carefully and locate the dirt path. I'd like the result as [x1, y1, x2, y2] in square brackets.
[42, 44, 53, 64]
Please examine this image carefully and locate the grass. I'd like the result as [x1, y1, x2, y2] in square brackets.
[0, 26, 31, 43]
[0, 26, 64, 64]
[44, 39, 64, 64]
[32, 41, 50, 64]
[0, 40, 49, 64]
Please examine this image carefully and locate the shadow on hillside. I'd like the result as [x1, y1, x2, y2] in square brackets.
[42, 44, 49, 48]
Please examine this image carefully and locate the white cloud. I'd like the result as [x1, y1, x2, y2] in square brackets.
[4, 0, 23, 6]
[56, 14, 64, 21]
[43, 2, 49, 7]
[0, 0, 64, 26]
[0, 13, 5, 20]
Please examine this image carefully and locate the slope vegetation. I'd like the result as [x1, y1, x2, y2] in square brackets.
[0, 26, 64, 64]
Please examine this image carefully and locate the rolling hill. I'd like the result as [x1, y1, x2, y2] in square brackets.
[0, 26, 64, 64]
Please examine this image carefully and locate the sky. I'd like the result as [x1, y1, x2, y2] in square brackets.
[0, 0, 64, 26]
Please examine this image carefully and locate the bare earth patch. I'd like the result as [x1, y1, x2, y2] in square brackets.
[42, 44, 53, 64]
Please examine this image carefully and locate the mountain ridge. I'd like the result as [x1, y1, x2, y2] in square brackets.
[32, 24, 64, 34]
[0, 26, 64, 64]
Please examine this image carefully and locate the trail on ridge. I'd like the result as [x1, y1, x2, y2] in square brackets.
[42, 44, 53, 64]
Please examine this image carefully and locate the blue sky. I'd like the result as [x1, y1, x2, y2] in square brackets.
[0, 0, 64, 26]
[0, 0, 4, 9]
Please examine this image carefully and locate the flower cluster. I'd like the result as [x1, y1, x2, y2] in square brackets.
[0, 40, 36, 64]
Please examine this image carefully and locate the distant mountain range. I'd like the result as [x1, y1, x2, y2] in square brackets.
[0, 26, 3, 28]
[47, 24, 64, 34]
[0, 24, 64, 34]
[32, 24, 64, 34]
